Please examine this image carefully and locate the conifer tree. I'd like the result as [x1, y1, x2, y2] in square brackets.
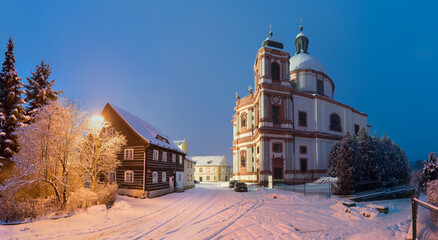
[0, 38, 28, 161]
[25, 60, 62, 116]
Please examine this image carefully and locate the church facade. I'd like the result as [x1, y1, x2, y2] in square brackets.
[231, 25, 370, 185]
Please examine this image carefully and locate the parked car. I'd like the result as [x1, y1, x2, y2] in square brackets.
[194, 180, 200, 184]
[228, 180, 238, 188]
[234, 182, 248, 192]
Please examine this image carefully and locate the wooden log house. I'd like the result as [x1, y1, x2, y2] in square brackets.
[101, 103, 185, 198]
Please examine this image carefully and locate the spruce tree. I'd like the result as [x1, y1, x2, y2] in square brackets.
[25, 60, 62, 116]
[0, 38, 28, 161]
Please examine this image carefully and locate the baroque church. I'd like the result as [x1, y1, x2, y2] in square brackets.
[232, 24, 370, 185]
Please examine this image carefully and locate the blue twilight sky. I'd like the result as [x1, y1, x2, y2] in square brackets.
[1, 1, 437, 165]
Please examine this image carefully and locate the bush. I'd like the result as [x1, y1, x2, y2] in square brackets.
[427, 180, 438, 223]
[66, 184, 118, 212]
[411, 170, 426, 192]
[0, 195, 57, 223]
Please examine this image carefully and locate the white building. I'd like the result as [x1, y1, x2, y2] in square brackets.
[232, 24, 370, 185]
[191, 155, 231, 182]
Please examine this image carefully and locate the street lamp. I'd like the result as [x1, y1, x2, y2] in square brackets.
[90, 115, 105, 190]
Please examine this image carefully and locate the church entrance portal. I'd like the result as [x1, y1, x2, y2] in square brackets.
[272, 158, 284, 180]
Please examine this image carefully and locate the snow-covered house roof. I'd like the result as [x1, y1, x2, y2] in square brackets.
[190, 155, 228, 166]
[107, 103, 184, 153]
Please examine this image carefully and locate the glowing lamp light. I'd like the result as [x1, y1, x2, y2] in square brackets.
[91, 115, 105, 131]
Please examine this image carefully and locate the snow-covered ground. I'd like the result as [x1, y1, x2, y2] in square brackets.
[1, 182, 413, 240]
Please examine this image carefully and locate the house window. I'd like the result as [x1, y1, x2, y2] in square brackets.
[207, 168, 210, 173]
[329, 113, 342, 132]
[300, 159, 307, 173]
[199, 167, 203, 173]
[214, 176, 217, 181]
[241, 115, 246, 127]
[317, 80, 324, 95]
[187, 174, 190, 181]
[124, 149, 134, 160]
[124, 170, 134, 183]
[273, 143, 282, 152]
[221, 167, 224, 172]
[241, 153, 246, 167]
[108, 171, 116, 182]
[162, 172, 166, 183]
[162, 151, 167, 162]
[172, 154, 176, 162]
[298, 111, 307, 127]
[152, 171, 158, 183]
[108, 127, 116, 135]
[207, 176, 210, 181]
[299, 146, 307, 154]
[153, 150, 159, 160]
[179, 155, 183, 164]
[354, 124, 360, 135]
[272, 106, 280, 123]
[271, 62, 280, 81]
[257, 146, 259, 154]
[214, 168, 218, 172]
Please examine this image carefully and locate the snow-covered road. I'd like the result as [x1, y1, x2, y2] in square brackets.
[1, 182, 412, 239]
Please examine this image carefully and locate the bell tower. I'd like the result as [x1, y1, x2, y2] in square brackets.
[253, 27, 291, 90]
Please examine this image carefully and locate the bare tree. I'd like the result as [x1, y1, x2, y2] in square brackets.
[78, 117, 126, 190]
[4, 98, 86, 208]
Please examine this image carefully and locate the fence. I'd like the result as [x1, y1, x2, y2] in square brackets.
[411, 192, 438, 240]
[273, 182, 334, 196]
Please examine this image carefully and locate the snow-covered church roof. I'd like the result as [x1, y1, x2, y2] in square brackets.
[289, 53, 328, 75]
[108, 103, 184, 153]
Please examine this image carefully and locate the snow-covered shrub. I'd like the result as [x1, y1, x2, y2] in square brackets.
[427, 180, 438, 223]
[424, 152, 438, 185]
[67, 188, 98, 212]
[0, 195, 56, 223]
[411, 170, 426, 192]
[95, 183, 118, 206]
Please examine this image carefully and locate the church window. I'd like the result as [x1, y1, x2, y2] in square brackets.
[273, 143, 282, 152]
[271, 62, 280, 81]
[240, 153, 246, 167]
[299, 146, 307, 154]
[329, 114, 342, 132]
[354, 124, 360, 135]
[300, 159, 307, 173]
[272, 106, 280, 123]
[317, 80, 324, 95]
[241, 115, 246, 127]
[298, 111, 307, 127]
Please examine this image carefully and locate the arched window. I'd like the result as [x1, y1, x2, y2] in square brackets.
[124, 170, 134, 183]
[241, 115, 246, 127]
[240, 152, 246, 167]
[162, 172, 166, 183]
[152, 171, 158, 183]
[271, 62, 280, 81]
[329, 113, 342, 132]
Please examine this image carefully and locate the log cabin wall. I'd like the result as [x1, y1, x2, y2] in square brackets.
[116, 145, 145, 190]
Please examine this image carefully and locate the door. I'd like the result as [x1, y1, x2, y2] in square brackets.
[199, 177, 203, 182]
[273, 168, 283, 179]
[169, 176, 174, 192]
[176, 172, 183, 190]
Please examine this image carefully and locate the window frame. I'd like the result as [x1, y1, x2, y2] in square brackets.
[298, 111, 307, 127]
[124, 149, 134, 160]
[172, 153, 176, 162]
[354, 124, 360, 135]
[271, 62, 280, 81]
[124, 170, 134, 183]
[300, 158, 307, 173]
[272, 105, 280, 123]
[240, 152, 246, 167]
[153, 149, 159, 161]
[317, 79, 324, 95]
[273, 143, 282, 153]
[108, 171, 116, 182]
[162, 172, 166, 183]
[152, 171, 158, 183]
[299, 146, 307, 154]
[329, 113, 342, 132]
[162, 151, 167, 162]
[179, 155, 183, 164]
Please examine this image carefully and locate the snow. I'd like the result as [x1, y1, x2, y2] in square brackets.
[289, 52, 329, 75]
[0, 182, 415, 239]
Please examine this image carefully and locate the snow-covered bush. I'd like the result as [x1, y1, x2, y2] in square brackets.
[67, 188, 99, 212]
[0, 194, 57, 223]
[411, 170, 426, 192]
[424, 152, 438, 185]
[95, 183, 118, 206]
[427, 180, 438, 223]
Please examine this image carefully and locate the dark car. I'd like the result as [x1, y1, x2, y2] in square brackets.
[228, 180, 238, 188]
[234, 182, 248, 192]
[194, 180, 200, 184]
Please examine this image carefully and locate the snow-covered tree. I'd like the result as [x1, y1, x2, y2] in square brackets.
[333, 131, 357, 194]
[77, 119, 126, 190]
[4, 98, 87, 208]
[0, 38, 29, 162]
[25, 60, 62, 117]
[424, 152, 438, 184]
[327, 141, 340, 177]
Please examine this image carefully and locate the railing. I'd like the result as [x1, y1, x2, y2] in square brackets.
[273, 181, 334, 196]
[411, 192, 438, 240]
